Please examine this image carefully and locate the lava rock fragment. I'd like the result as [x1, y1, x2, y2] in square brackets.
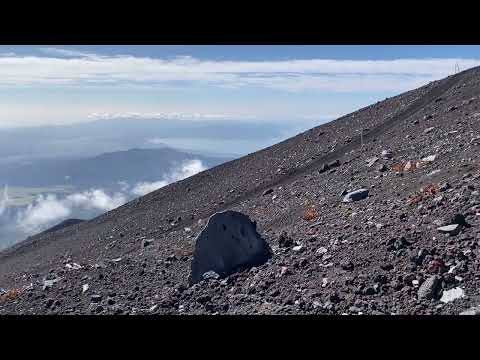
[189, 210, 272, 285]
[342, 189, 369, 203]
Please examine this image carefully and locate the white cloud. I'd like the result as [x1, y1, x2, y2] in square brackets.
[0, 185, 9, 216]
[16, 189, 127, 233]
[131, 159, 206, 196]
[65, 189, 126, 211]
[87, 111, 234, 121]
[146, 138, 165, 145]
[117, 181, 130, 192]
[17, 194, 71, 233]
[131, 180, 168, 196]
[0, 50, 477, 92]
[38, 47, 98, 58]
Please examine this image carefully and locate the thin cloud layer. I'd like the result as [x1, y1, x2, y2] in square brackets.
[132, 159, 206, 196]
[0, 49, 477, 92]
[88, 111, 234, 121]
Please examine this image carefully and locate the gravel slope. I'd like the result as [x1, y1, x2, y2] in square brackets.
[2, 67, 480, 315]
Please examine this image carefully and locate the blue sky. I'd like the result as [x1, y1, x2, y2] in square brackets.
[1, 45, 480, 128]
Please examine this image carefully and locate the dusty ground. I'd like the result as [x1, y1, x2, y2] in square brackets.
[1, 67, 480, 315]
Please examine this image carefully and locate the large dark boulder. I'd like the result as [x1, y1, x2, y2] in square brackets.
[189, 210, 271, 285]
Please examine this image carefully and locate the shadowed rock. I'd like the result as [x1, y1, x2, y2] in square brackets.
[342, 189, 369, 203]
[189, 210, 271, 285]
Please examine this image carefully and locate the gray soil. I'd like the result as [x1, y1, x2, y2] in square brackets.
[2, 67, 480, 315]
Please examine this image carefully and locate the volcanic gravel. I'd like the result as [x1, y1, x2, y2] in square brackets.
[2, 67, 480, 315]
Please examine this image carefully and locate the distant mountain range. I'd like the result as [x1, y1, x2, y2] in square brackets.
[0, 147, 231, 188]
[0, 118, 316, 164]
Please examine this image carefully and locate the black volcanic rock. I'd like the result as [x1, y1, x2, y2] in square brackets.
[189, 210, 271, 285]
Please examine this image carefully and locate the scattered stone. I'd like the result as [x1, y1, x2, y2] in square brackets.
[343, 189, 369, 203]
[437, 224, 460, 235]
[423, 127, 435, 134]
[427, 170, 441, 177]
[319, 163, 330, 173]
[377, 164, 388, 172]
[366, 157, 379, 167]
[91, 295, 102, 303]
[381, 150, 393, 159]
[340, 260, 354, 271]
[202, 271, 220, 281]
[292, 245, 303, 252]
[278, 231, 294, 248]
[262, 189, 274, 196]
[269, 289, 280, 297]
[422, 155, 437, 162]
[45, 298, 54, 308]
[440, 287, 465, 303]
[417, 275, 440, 300]
[65, 263, 82, 270]
[42, 278, 60, 291]
[460, 306, 480, 315]
[82, 284, 89, 293]
[189, 210, 271, 285]
[197, 295, 211, 304]
[404, 161, 413, 171]
[316, 247, 328, 255]
[439, 183, 451, 192]
[279, 266, 290, 277]
[427, 259, 445, 274]
[142, 239, 154, 247]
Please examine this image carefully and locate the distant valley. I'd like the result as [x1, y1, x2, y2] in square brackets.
[0, 147, 231, 250]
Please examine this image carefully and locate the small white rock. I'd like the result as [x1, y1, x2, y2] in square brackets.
[292, 245, 303, 252]
[440, 287, 465, 303]
[422, 155, 437, 162]
[316, 247, 328, 255]
[437, 224, 460, 234]
[82, 284, 89, 293]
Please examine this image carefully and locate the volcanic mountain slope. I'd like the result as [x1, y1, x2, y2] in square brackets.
[2, 67, 480, 315]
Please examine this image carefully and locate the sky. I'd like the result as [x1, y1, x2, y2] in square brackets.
[1, 45, 480, 128]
